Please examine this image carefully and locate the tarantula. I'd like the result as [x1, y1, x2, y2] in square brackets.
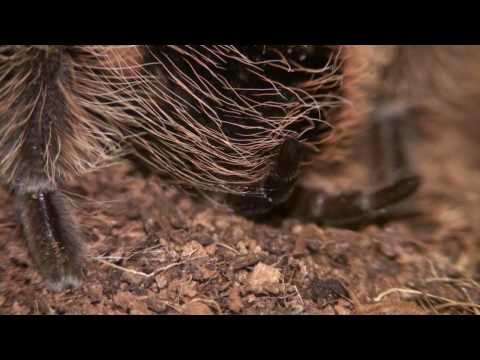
[0, 45, 422, 291]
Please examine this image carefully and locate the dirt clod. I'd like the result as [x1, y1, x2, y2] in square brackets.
[248, 263, 282, 294]
[311, 278, 350, 306]
[181, 301, 214, 315]
[227, 286, 244, 313]
[231, 254, 264, 272]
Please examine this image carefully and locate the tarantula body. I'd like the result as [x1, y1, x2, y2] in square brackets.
[0, 45, 420, 290]
[131, 46, 350, 192]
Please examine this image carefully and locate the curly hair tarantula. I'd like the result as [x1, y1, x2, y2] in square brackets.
[0, 45, 423, 291]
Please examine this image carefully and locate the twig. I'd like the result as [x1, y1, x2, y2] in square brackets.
[216, 242, 240, 255]
[294, 285, 305, 307]
[374, 287, 480, 312]
[93, 258, 151, 277]
[93, 255, 209, 279]
[424, 277, 480, 289]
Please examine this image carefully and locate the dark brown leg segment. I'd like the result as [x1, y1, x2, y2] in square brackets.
[15, 190, 85, 291]
[229, 99, 421, 228]
[227, 137, 304, 217]
[296, 100, 421, 228]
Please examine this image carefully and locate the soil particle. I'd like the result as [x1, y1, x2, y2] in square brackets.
[227, 286, 244, 313]
[311, 278, 350, 307]
[181, 301, 214, 315]
[231, 254, 265, 272]
[248, 263, 282, 294]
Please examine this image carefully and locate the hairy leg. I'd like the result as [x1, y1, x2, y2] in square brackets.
[15, 189, 85, 291]
[227, 137, 304, 217]
[229, 100, 421, 228]
[293, 175, 420, 228]
[295, 100, 421, 228]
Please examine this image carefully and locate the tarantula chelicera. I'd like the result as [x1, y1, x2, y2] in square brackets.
[0, 45, 422, 291]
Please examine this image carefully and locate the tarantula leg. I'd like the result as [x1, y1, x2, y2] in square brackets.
[227, 137, 304, 217]
[15, 189, 85, 291]
[298, 175, 420, 228]
[297, 99, 421, 228]
[366, 99, 419, 185]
